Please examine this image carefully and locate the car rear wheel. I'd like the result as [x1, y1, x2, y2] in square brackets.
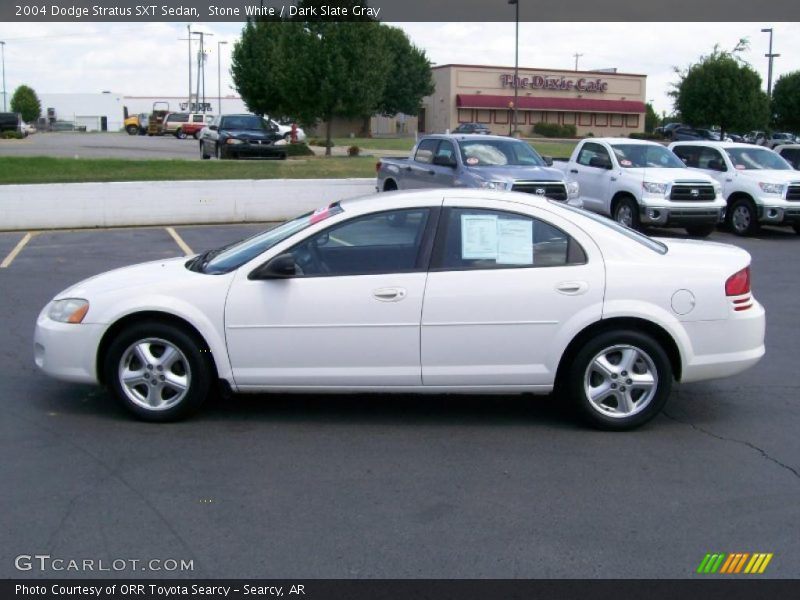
[727, 198, 759, 236]
[613, 197, 640, 230]
[566, 330, 672, 430]
[685, 225, 716, 237]
[175, 128, 187, 139]
[126, 125, 138, 135]
[105, 322, 212, 422]
[200, 141, 211, 160]
[793, 224, 800, 235]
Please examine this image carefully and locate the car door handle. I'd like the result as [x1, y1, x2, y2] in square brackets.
[570, 169, 579, 174]
[610, 176, 617, 181]
[372, 287, 407, 302]
[725, 178, 733, 182]
[404, 166, 412, 172]
[556, 281, 589, 295]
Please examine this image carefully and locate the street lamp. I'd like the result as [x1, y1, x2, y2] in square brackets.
[508, 0, 519, 136]
[761, 28, 780, 97]
[1, 41, 7, 112]
[217, 41, 228, 115]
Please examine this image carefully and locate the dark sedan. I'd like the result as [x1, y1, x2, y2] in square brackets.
[200, 114, 286, 160]
[452, 122, 491, 134]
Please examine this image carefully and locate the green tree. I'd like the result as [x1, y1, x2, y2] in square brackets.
[10, 85, 42, 123]
[671, 42, 770, 138]
[644, 102, 658, 133]
[375, 26, 434, 117]
[772, 71, 800, 132]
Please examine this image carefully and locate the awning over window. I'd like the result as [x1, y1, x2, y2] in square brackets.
[456, 94, 646, 114]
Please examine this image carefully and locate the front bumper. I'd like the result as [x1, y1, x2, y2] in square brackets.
[224, 144, 286, 159]
[639, 206, 724, 226]
[34, 313, 104, 384]
[758, 204, 800, 225]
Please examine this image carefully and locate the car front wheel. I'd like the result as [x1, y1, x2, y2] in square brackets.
[175, 128, 187, 139]
[727, 198, 759, 236]
[105, 322, 211, 422]
[565, 330, 672, 430]
[613, 197, 640, 230]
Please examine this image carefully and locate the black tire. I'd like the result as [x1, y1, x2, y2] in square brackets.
[793, 224, 800, 235]
[104, 321, 212, 422]
[126, 125, 138, 136]
[175, 128, 187, 139]
[383, 179, 398, 192]
[726, 197, 760, 236]
[565, 329, 672, 431]
[613, 197, 640, 230]
[685, 225, 716, 238]
[200, 141, 211, 160]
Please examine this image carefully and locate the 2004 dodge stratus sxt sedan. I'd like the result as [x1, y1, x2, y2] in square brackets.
[34, 190, 765, 430]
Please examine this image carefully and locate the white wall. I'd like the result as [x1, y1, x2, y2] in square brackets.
[38, 92, 126, 131]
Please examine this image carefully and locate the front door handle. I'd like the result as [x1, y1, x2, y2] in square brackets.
[570, 169, 579, 174]
[610, 176, 617, 181]
[556, 281, 589, 295]
[373, 287, 407, 302]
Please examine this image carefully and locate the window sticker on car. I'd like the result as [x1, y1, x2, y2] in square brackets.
[620, 159, 633, 167]
[310, 203, 343, 225]
[735, 164, 746, 170]
[465, 157, 480, 166]
[497, 219, 533, 265]
[461, 214, 498, 259]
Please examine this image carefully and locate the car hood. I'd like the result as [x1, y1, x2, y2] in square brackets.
[624, 167, 716, 184]
[735, 169, 800, 184]
[467, 165, 566, 182]
[57, 257, 203, 299]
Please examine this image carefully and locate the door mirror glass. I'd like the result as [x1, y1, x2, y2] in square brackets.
[248, 253, 296, 280]
[209, 124, 218, 131]
[542, 155, 554, 166]
[589, 156, 611, 169]
[433, 154, 457, 168]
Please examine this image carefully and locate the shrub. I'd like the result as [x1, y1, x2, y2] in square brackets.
[532, 122, 577, 138]
[1, 131, 25, 139]
[284, 143, 314, 157]
[308, 138, 334, 148]
[586, 132, 595, 137]
[347, 145, 360, 157]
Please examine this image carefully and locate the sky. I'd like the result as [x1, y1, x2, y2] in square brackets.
[0, 21, 798, 116]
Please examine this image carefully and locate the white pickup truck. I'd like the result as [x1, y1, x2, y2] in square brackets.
[670, 141, 800, 236]
[554, 138, 726, 237]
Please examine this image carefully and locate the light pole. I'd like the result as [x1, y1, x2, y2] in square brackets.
[573, 53, 583, 71]
[761, 27, 780, 97]
[1, 41, 6, 112]
[508, 0, 519, 136]
[217, 41, 228, 115]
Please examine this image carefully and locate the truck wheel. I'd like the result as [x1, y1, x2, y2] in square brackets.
[175, 128, 187, 139]
[726, 198, 759, 236]
[613, 197, 640, 230]
[200, 141, 211, 160]
[793, 224, 800, 235]
[126, 125, 138, 135]
[685, 225, 716, 238]
[383, 179, 398, 192]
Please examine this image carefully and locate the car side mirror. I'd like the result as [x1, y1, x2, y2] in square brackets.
[708, 159, 726, 172]
[589, 156, 611, 169]
[248, 253, 296, 280]
[432, 155, 457, 168]
[209, 125, 218, 131]
[542, 155, 554, 166]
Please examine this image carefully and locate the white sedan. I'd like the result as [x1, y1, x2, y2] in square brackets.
[34, 190, 765, 430]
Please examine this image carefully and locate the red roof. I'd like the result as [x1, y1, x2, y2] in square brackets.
[456, 94, 646, 114]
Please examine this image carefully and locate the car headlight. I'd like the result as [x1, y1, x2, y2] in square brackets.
[477, 180, 508, 191]
[225, 138, 245, 145]
[642, 181, 669, 195]
[48, 298, 89, 324]
[567, 180, 580, 199]
[758, 182, 785, 195]
[713, 183, 722, 196]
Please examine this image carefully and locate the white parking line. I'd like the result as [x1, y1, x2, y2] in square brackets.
[0, 232, 35, 268]
[165, 227, 194, 255]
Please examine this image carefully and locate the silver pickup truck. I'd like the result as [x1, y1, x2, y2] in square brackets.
[376, 134, 580, 205]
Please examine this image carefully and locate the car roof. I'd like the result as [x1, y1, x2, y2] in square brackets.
[426, 133, 522, 142]
[670, 141, 774, 149]
[589, 137, 666, 146]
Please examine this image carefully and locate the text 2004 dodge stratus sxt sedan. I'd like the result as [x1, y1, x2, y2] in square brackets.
[34, 190, 765, 430]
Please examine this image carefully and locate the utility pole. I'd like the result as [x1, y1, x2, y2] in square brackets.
[179, 26, 193, 111]
[508, 0, 519, 136]
[217, 40, 228, 115]
[573, 52, 583, 71]
[761, 28, 780, 97]
[192, 31, 213, 114]
[0, 41, 6, 112]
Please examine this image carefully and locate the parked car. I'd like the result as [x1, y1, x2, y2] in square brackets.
[162, 112, 191, 137]
[743, 131, 767, 145]
[0, 112, 23, 135]
[662, 123, 684, 138]
[727, 133, 745, 143]
[199, 114, 286, 160]
[264, 117, 307, 142]
[553, 138, 725, 237]
[376, 134, 580, 205]
[178, 113, 215, 140]
[33, 189, 765, 430]
[670, 141, 800, 235]
[773, 144, 800, 170]
[764, 132, 795, 150]
[671, 127, 705, 141]
[452, 122, 491, 135]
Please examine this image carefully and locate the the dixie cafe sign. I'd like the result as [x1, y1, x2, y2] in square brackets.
[501, 73, 608, 93]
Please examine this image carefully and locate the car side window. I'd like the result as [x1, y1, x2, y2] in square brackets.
[672, 145, 699, 167]
[432, 208, 587, 271]
[414, 139, 439, 164]
[577, 142, 611, 168]
[287, 209, 431, 277]
[698, 147, 727, 171]
[781, 149, 800, 169]
[436, 140, 456, 160]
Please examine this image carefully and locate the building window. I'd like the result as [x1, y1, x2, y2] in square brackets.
[514, 111, 527, 125]
[476, 109, 492, 124]
[562, 112, 576, 125]
[625, 114, 640, 128]
[595, 113, 609, 127]
[610, 114, 624, 127]
[530, 111, 545, 124]
[546, 111, 559, 124]
[494, 110, 509, 124]
[458, 109, 474, 123]
[578, 113, 593, 126]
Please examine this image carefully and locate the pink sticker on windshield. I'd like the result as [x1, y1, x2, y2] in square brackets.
[466, 157, 480, 165]
[735, 164, 746, 170]
[620, 159, 632, 167]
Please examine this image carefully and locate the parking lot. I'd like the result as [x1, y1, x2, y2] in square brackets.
[1, 221, 799, 579]
[0, 132, 205, 160]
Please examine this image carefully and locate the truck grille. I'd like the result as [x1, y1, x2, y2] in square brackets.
[787, 184, 800, 201]
[511, 181, 568, 201]
[670, 183, 716, 201]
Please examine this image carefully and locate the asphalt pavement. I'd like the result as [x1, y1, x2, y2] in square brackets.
[0, 222, 798, 579]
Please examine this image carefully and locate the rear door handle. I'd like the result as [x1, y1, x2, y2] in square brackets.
[570, 169, 579, 174]
[373, 287, 407, 302]
[556, 281, 589, 295]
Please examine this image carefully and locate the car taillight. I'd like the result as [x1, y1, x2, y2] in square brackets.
[725, 266, 751, 296]
[375, 161, 382, 173]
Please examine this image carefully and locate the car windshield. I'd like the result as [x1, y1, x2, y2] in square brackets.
[459, 140, 545, 166]
[199, 206, 343, 274]
[552, 201, 668, 254]
[222, 115, 268, 131]
[724, 148, 792, 170]
[610, 144, 686, 169]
